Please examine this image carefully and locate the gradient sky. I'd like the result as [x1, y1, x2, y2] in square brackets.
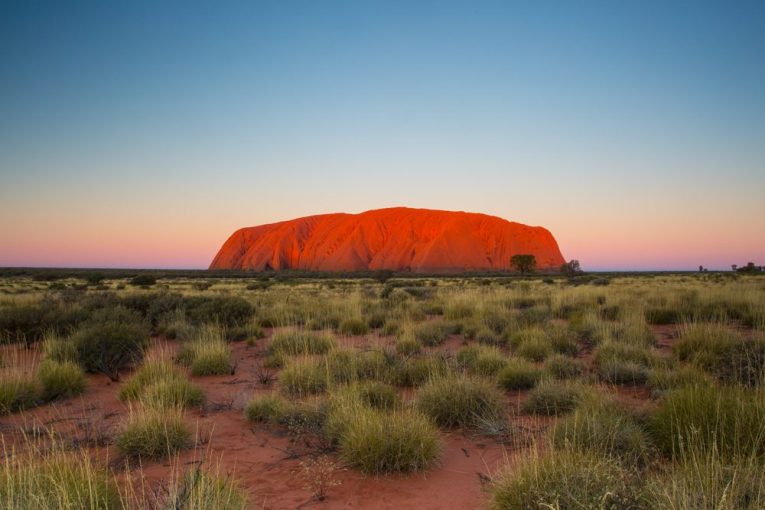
[1, 1, 764, 270]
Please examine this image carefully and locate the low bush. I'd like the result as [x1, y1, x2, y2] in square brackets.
[71, 306, 150, 381]
[497, 359, 542, 390]
[184, 295, 254, 328]
[417, 375, 505, 428]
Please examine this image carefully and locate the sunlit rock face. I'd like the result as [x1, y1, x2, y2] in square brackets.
[210, 207, 565, 273]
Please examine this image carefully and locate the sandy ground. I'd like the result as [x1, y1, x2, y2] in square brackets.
[0, 324, 676, 509]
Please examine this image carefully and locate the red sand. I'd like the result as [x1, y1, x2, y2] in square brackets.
[210, 207, 566, 272]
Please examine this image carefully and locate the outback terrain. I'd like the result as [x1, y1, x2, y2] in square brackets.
[1, 271, 764, 509]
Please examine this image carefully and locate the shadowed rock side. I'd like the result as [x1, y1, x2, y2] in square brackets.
[209, 207, 566, 272]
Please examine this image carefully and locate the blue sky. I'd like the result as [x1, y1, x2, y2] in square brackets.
[1, 1, 764, 269]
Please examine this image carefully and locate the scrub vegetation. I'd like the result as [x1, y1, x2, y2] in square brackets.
[0, 269, 764, 508]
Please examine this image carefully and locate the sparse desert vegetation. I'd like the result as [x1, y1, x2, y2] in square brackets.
[1, 269, 764, 508]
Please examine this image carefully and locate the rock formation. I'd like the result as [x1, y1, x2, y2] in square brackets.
[209, 207, 565, 272]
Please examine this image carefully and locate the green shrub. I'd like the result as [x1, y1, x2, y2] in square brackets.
[650, 384, 765, 460]
[489, 449, 643, 510]
[116, 407, 191, 458]
[184, 295, 254, 328]
[497, 359, 542, 390]
[71, 306, 150, 381]
[37, 360, 86, 401]
[130, 274, 157, 286]
[339, 318, 369, 336]
[268, 330, 336, 356]
[522, 381, 582, 416]
[120, 360, 204, 408]
[417, 376, 505, 428]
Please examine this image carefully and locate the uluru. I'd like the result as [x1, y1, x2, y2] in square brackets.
[210, 207, 565, 273]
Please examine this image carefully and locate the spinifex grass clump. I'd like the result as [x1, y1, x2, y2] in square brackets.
[650, 383, 765, 460]
[395, 333, 421, 355]
[509, 327, 553, 362]
[37, 360, 86, 401]
[417, 375, 505, 428]
[178, 324, 233, 376]
[675, 322, 765, 385]
[338, 317, 369, 336]
[412, 321, 449, 346]
[388, 355, 449, 387]
[0, 435, 121, 509]
[71, 305, 150, 381]
[497, 358, 542, 390]
[325, 391, 441, 474]
[646, 446, 765, 509]
[593, 341, 656, 385]
[457, 345, 507, 377]
[522, 380, 583, 416]
[163, 465, 248, 510]
[279, 358, 330, 396]
[545, 354, 583, 379]
[489, 448, 643, 510]
[116, 405, 191, 458]
[268, 330, 336, 356]
[0, 377, 38, 415]
[551, 400, 651, 464]
[119, 359, 204, 409]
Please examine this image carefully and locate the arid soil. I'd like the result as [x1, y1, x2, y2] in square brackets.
[0, 324, 674, 509]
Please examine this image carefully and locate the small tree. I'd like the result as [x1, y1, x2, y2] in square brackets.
[560, 260, 582, 275]
[510, 254, 536, 274]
